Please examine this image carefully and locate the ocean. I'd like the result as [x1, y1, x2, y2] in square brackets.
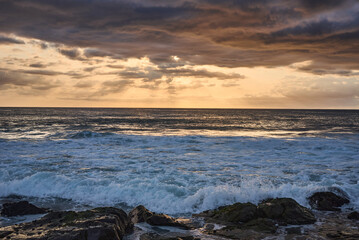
[0, 108, 358, 224]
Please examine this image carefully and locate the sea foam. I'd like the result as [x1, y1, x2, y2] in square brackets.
[0, 133, 358, 215]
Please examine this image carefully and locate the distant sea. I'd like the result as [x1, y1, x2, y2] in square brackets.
[0, 108, 358, 222]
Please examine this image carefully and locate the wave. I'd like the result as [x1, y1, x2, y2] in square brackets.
[67, 131, 115, 139]
[0, 172, 357, 215]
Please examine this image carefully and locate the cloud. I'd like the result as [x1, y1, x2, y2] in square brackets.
[74, 81, 94, 88]
[115, 65, 245, 83]
[0, 35, 24, 44]
[296, 0, 350, 12]
[0, 70, 60, 92]
[18, 69, 61, 76]
[57, 48, 82, 60]
[0, 0, 357, 73]
[29, 63, 46, 68]
[0, 67, 88, 79]
[93, 79, 134, 96]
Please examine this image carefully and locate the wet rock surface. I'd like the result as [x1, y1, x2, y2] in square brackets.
[257, 198, 316, 225]
[129, 205, 190, 229]
[199, 202, 258, 224]
[348, 211, 359, 220]
[194, 198, 317, 239]
[308, 192, 350, 211]
[0, 207, 133, 240]
[1, 198, 358, 240]
[146, 214, 190, 229]
[197, 198, 315, 226]
[1, 201, 48, 217]
[139, 232, 200, 240]
[309, 211, 359, 240]
[129, 205, 153, 224]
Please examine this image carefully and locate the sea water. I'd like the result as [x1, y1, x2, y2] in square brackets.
[0, 108, 358, 222]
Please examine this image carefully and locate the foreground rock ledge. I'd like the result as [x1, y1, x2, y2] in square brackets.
[0, 207, 133, 240]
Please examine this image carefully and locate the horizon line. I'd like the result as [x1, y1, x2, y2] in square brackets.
[0, 106, 358, 111]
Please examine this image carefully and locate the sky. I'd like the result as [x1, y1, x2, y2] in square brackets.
[0, 0, 358, 108]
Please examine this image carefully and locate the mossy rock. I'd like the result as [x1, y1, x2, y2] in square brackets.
[211, 202, 258, 223]
[240, 218, 277, 233]
[258, 198, 315, 225]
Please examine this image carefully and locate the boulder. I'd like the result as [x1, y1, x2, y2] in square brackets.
[147, 213, 190, 229]
[348, 211, 359, 220]
[240, 218, 277, 234]
[0, 207, 133, 240]
[129, 205, 153, 223]
[257, 198, 316, 225]
[140, 232, 200, 240]
[1, 201, 47, 216]
[308, 192, 350, 211]
[129, 205, 189, 229]
[197, 202, 258, 224]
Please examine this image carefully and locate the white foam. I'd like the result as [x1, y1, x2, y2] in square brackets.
[0, 134, 358, 215]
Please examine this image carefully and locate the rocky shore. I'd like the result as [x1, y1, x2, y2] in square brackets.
[0, 192, 358, 240]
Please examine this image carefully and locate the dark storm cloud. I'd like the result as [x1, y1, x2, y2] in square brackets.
[297, 0, 349, 12]
[0, 0, 358, 73]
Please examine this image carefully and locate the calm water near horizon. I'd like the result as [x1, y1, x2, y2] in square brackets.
[0, 108, 358, 225]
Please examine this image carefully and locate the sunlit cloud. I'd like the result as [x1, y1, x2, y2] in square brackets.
[0, 0, 358, 108]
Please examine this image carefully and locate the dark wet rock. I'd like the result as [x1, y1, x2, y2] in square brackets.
[257, 198, 316, 225]
[308, 192, 350, 211]
[0, 230, 13, 238]
[129, 205, 189, 229]
[326, 231, 359, 239]
[285, 226, 302, 235]
[348, 211, 359, 220]
[0, 207, 133, 240]
[140, 232, 200, 240]
[196, 202, 258, 224]
[211, 225, 274, 240]
[129, 205, 154, 224]
[240, 218, 277, 234]
[1, 201, 48, 217]
[203, 223, 215, 231]
[147, 213, 190, 229]
[177, 218, 202, 229]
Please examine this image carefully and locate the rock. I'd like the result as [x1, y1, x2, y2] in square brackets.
[211, 225, 274, 240]
[240, 218, 277, 234]
[0, 207, 133, 240]
[147, 213, 190, 229]
[203, 223, 215, 231]
[129, 205, 154, 224]
[348, 211, 359, 220]
[197, 202, 258, 224]
[140, 232, 199, 240]
[1, 201, 47, 217]
[285, 227, 302, 235]
[308, 192, 350, 211]
[257, 198, 316, 225]
[129, 205, 189, 229]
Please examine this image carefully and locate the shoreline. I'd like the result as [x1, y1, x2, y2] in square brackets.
[0, 192, 358, 240]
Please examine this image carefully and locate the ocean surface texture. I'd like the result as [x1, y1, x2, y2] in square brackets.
[0, 108, 358, 220]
